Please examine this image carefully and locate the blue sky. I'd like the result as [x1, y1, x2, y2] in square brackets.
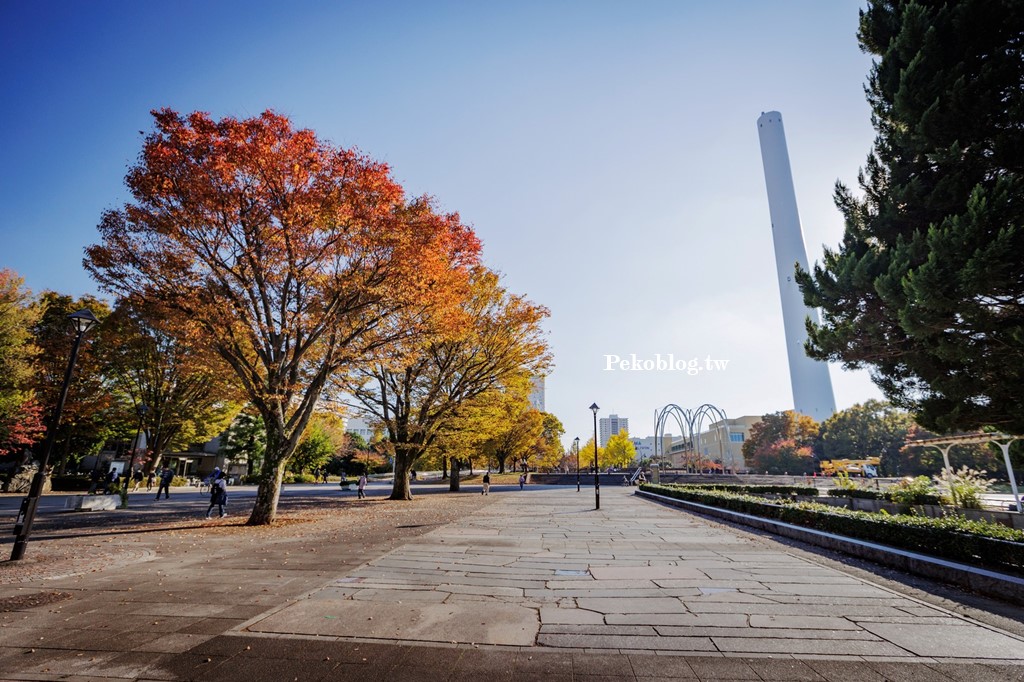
[1, 0, 883, 445]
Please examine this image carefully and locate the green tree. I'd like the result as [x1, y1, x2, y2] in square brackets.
[603, 431, 637, 469]
[819, 400, 915, 475]
[290, 418, 340, 475]
[219, 411, 266, 477]
[798, 0, 1024, 435]
[0, 270, 43, 460]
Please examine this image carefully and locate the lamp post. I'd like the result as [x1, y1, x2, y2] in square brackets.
[590, 403, 600, 510]
[574, 436, 580, 492]
[124, 404, 149, 491]
[11, 309, 99, 561]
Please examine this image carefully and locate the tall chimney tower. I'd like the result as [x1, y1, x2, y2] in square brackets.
[756, 111, 836, 421]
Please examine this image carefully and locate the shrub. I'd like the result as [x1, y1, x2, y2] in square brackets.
[886, 476, 941, 506]
[827, 487, 883, 500]
[286, 473, 317, 484]
[664, 483, 818, 496]
[640, 483, 1024, 575]
[171, 476, 189, 487]
[49, 475, 91, 492]
[935, 467, 995, 509]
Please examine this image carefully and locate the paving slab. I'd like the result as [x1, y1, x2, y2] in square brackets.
[235, 486, 1024, 666]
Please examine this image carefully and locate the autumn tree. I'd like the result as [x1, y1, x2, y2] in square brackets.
[30, 292, 117, 473]
[530, 412, 566, 471]
[576, 436, 603, 473]
[742, 411, 819, 475]
[603, 430, 637, 469]
[86, 109, 479, 524]
[0, 271, 43, 460]
[345, 268, 550, 499]
[798, 1, 1024, 434]
[98, 301, 241, 475]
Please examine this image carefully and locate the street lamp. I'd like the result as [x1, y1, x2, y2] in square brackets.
[11, 309, 99, 561]
[124, 404, 149, 491]
[574, 436, 580, 492]
[590, 403, 600, 510]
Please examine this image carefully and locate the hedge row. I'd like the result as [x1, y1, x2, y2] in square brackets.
[640, 483, 1024, 575]
[668, 483, 819, 496]
[826, 487, 943, 506]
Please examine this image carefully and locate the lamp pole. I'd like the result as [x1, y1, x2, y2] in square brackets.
[11, 309, 99, 561]
[590, 403, 600, 510]
[574, 436, 580, 492]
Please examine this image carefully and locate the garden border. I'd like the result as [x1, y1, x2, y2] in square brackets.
[636, 488, 1024, 606]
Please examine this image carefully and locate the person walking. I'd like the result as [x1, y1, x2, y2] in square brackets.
[518, 473, 526, 490]
[88, 467, 102, 495]
[482, 471, 490, 496]
[205, 471, 228, 518]
[357, 473, 367, 499]
[146, 470, 156, 492]
[102, 468, 118, 495]
[156, 466, 173, 500]
[131, 467, 144, 492]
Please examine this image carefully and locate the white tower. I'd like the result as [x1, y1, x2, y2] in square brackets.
[756, 111, 836, 421]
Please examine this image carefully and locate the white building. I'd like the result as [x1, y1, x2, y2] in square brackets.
[599, 414, 629, 447]
[630, 434, 674, 462]
[344, 415, 376, 443]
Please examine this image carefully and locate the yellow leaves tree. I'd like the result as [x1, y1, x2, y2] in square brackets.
[603, 431, 638, 469]
[346, 268, 550, 499]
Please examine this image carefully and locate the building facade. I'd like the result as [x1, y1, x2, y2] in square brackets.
[665, 415, 761, 472]
[599, 414, 629, 447]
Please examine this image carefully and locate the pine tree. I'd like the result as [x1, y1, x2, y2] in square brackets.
[798, 0, 1024, 434]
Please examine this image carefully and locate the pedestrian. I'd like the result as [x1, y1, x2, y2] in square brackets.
[321, 469, 329, 484]
[156, 466, 173, 500]
[103, 468, 118, 495]
[131, 467, 144, 491]
[205, 471, 228, 518]
[88, 467, 102, 495]
[518, 473, 526, 490]
[482, 471, 490, 496]
[146, 470, 156, 492]
[357, 473, 367, 499]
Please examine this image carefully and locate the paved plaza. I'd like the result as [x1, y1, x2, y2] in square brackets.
[1, 484, 1023, 680]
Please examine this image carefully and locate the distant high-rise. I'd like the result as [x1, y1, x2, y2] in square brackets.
[599, 414, 629, 447]
[529, 375, 545, 412]
[756, 111, 836, 421]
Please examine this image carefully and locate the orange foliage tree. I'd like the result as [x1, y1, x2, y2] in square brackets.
[86, 109, 479, 524]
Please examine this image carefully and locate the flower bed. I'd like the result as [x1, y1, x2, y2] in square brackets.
[640, 483, 1024, 575]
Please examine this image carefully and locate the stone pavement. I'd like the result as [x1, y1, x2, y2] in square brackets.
[1, 485, 1024, 680]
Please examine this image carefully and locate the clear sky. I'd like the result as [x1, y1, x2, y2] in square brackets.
[0, 0, 884, 447]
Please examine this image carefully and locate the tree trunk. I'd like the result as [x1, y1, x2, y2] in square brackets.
[449, 457, 460, 492]
[390, 450, 415, 500]
[248, 455, 286, 524]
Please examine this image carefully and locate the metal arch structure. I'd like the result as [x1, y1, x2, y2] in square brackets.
[653, 403, 732, 472]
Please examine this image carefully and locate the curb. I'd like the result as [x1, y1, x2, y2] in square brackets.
[636, 489, 1024, 606]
